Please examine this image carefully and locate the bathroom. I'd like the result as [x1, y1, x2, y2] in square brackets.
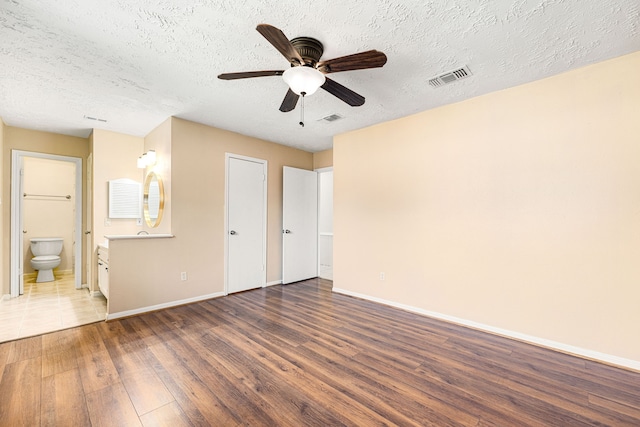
[0, 152, 106, 342]
[22, 156, 75, 282]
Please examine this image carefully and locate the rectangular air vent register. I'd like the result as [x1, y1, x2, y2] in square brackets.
[428, 66, 472, 88]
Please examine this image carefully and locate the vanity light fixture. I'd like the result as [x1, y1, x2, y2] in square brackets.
[146, 150, 157, 165]
[137, 150, 157, 169]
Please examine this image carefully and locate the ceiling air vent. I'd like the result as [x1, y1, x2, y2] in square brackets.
[84, 115, 108, 123]
[319, 113, 344, 123]
[428, 66, 472, 88]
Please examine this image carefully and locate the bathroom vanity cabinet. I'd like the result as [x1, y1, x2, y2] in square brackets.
[101, 234, 174, 318]
[97, 245, 109, 299]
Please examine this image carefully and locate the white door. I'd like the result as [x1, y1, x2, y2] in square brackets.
[226, 155, 267, 294]
[282, 166, 318, 284]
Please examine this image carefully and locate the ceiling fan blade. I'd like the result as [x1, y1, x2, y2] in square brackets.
[279, 89, 300, 112]
[317, 50, 387, 73]
[218, 70, 284, 80]
[256, 24, 304, 65]
[321, 77, 365, 107]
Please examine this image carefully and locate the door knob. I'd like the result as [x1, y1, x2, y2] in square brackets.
[283, 229, 291, 234]
[23, 230, 27, 234]
[230, 230, 237, 235]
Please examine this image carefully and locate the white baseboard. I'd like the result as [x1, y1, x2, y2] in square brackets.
[265, 280, 282, 287]
[333, 287, 640, 372]
[107, 292, 225, 321]
[1, 294, 10, 302]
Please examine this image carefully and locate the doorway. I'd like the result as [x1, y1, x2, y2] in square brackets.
[225, 154, 267, 294]
[1, 150, 105, 342]
[11, 150, 83, 297]
[317, 168, 333, 280]
[281, 166, 333, 284]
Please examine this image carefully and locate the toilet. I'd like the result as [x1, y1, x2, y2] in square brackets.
[30, 238, 63, 283]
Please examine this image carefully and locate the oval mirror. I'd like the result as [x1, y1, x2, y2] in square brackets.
[143, 171, 164, 228]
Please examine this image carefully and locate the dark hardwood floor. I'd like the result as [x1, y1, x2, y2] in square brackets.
[1, 278, 639, 426]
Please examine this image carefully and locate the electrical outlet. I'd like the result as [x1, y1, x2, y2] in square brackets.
[104, 218, 111, 226]
[180, 272, 187, 281]
[379, 272, 385, 281]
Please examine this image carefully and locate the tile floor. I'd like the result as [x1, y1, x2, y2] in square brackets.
[0, 271, 107, 343]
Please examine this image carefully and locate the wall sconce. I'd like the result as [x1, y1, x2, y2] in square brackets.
[137, 150, 156, 169]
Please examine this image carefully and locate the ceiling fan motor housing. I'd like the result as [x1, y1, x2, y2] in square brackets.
[290, 37, 324, 66]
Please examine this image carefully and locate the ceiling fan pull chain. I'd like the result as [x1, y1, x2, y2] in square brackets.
[299, 92, 306, 127]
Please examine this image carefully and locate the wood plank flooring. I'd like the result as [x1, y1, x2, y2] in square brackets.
[1, 278, 639, 426]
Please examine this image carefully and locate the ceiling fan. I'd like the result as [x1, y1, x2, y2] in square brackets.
[218, 24, 387, 117]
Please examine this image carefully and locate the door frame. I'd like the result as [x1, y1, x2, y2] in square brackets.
[11, 150, 83, 297]
[224, 153, 268, 295]
[315, 167, 333, 280]
[86, 153, 93, 293]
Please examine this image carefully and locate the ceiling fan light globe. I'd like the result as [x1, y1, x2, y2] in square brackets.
[283, 66, 326, 96]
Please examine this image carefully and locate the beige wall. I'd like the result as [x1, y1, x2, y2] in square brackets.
[22, 157, 75, 273]
[313, 148, 333, 169]
[142, 118, 171, 234]
[2, 127, 89, 294]
[334, 51, 640, 365]
[91, 129, 144, 244]
[108, 118, 313, 315]
[171, 117, 313, 286]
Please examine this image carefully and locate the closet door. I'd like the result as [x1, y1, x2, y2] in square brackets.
[226, 155, 267, 294]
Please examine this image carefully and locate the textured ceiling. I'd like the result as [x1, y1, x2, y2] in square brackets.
[1, 0, 638, 152]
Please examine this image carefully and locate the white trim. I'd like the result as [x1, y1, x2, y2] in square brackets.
[11, 150, 83, 297]
[314, 166, 333, 173]
[266, 280, 282, 287]
[10, 152, 23, 297]
[1, 294, 10, 301]
[107, 291, 226, 321]
[224, 153, 268, 295]
[104, 234, 174, 240]
[332, 287, 640, 372]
